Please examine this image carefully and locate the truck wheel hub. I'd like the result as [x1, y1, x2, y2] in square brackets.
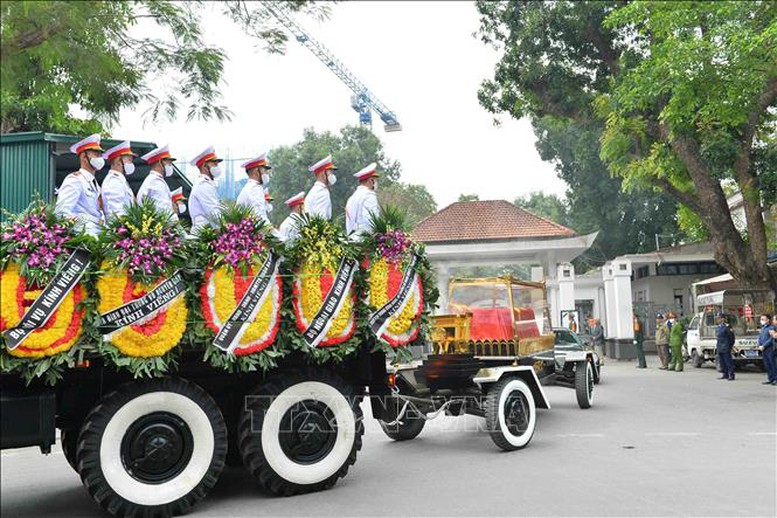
[121, 412, 193, 483]
[279, 400, 337, 464]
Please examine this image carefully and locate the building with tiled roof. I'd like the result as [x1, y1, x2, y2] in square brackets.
[415, 200, 598, 330]
[413, 200, 576, 243]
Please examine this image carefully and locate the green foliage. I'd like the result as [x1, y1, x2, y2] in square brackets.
[477, 1, 777, 286]
[368, 204, 410, 235]
[99, 198, 187, 285]
[0, 196, 94, 285]
[514, 192, 571, 229]
[378, 182, 437, 228]
[267, 125, 401, 226]
[0, 0, 328, 133]
[457, 194, 480, 202]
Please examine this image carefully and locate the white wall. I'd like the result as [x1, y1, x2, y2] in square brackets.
[632, 272, 722, 315]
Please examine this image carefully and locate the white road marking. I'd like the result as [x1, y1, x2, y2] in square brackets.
[747, 432, 777, 436]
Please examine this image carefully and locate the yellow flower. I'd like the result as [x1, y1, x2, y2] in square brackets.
[0, 263, 83, 358]
[207, 264, 280, 351]
[97, 264, 187, 358]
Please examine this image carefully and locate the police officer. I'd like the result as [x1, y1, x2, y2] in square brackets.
[236, 153, 272, 225]
[101, 140, 136, 220]
[189, 146, 223, 231]
[278, 192, 305, 243]
[655, 313, 670, 370]
[56, 133, 105, 237]
[667, 314, 684, 372]
[345, 162, 380, 239]
[305, 154, 337, 220]
[715, 312, 736, 380]
[138, 145, 177, 219]
[757, 313, 776, 385]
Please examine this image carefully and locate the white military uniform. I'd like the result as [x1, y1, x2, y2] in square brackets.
[189, 174, 220, 230]
[278, 213, 303, 243]
[305, 181, 331, 220]
[137, 171, 175, 218]
[345, 185, 379, 237]
[102, 169, 134, 220]
[236, 179, 270, 224]
[55, 168, 104, 237]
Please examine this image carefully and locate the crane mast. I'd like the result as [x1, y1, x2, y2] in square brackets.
[266, 3, 402, 132]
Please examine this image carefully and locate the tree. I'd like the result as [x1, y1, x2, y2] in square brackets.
[477, 1, 777, 292]
[266, 125, 401, 225]
[530, 116, 687, 270]
[514, 192, 571, 229]
[458, 194, 480, 202]
[379, 182, 437, 228]
[0, 0, 327, 133]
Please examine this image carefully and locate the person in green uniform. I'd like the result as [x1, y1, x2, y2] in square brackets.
[633, 312, 647, 368]
[668, 314, 684, 372]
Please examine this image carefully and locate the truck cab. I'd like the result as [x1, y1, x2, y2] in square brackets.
[686, 289, 774, 368]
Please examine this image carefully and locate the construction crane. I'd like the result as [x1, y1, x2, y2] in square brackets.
[266, 3, 402, 132]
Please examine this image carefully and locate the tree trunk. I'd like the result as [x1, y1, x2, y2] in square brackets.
[658, 125, 777, 296]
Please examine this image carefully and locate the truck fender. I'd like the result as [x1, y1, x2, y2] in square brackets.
[472, 366, 551, 410]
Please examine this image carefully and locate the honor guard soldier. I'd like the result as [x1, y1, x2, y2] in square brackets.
[138, 145, 177, 219]
[56, 133, 105, 237]
[278, 191, 305, 243]
[345, 162, 380, 239]
[264, 190, 274, 215]
[305, 154, 337, 220]
[189, 146, 223, 230]
[236, 152, 271, 224]
[101, 140, 136, 220]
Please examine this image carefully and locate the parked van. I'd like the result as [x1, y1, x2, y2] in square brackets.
[685, 289, 774, 368]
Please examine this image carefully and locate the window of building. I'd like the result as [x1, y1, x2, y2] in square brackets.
[636, 266, 650, 279]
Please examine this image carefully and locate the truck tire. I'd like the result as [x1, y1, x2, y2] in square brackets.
[691, 349, 703, 368]
[378, 400, 426, 441]
[575, 360, 594, 409]
[238, 369, 363, 496]
[484, 376, 536, 451]
[77, 377, 227, 518]
[60, 428, 79, 473]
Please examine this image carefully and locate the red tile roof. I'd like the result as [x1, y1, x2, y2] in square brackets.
[413, 200, 576, 243]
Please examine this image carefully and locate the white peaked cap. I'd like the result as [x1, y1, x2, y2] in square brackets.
[241, 152, 270, 169]
[308, 154, 336, 173]
[190, 146, 223, 168]
[140, 145, 175, 164]
[69, 133, 103, 155]
[102, 141, 136, 161]
[354, 162, 379, 180]
[284, 191, 306, 207]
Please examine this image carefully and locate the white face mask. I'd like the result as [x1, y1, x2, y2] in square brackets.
[762, 319, 769, 326]
[164, 164, 174, 177]
[89, 156, 105, 171]
[124, 162, 135, 175]
[210, 165, 222, 179]
[327, 172, 337, 186]
[266, 203, 273, 213]
[261, 173, 270, 185]
[177, 202, 186, 214]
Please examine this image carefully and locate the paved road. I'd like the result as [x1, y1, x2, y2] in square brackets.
[2, 357, 775, 517]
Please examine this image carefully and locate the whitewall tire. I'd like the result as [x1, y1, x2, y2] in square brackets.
[485, 376, 536, 451]
[77, 377, 227, 517]
[239, 369, 363, 496]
